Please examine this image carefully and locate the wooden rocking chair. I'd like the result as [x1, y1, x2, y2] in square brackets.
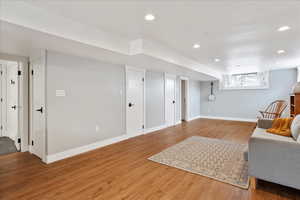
[258, 100, 287, 119]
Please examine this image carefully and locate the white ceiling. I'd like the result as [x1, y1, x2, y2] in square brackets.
[0, 20, 216, 81]
[1, 0, 300, 76]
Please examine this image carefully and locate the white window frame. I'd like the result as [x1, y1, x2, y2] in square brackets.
[220, 71, 269, 90]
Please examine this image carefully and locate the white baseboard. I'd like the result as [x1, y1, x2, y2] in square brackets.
[199, 115, 257, 122]
[144, 124, 168, 134]
[46, 116, 255, 164]
[46, 134, 129, 164]
[21, 146, 29, 152]
[46, 124, 170, 164]
[175, 121, 182, 125]
[187, 115, 201, 121]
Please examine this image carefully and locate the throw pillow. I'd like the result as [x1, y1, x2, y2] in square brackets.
[291, 115, 300, 140]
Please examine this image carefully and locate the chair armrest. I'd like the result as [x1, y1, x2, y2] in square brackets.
[259, 111, 278, 115]
[257, 119, 273, 129]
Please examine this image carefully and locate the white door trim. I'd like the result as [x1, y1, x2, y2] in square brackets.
[19, 60, 29, 152]
[164, 73, 177, 127]
[125, 65, 145, 136]
[179, 76, 190, 121]
[18, 61, 26, 152]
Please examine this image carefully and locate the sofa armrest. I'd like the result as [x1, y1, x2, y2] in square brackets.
[257, 118, 273, 129]
[249, 130, 300, 189]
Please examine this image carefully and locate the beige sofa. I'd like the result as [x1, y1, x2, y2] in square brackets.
[248, 119, 300, 190]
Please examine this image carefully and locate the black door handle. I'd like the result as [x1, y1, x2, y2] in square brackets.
[172, 100, 175, 104]
[36, 107, 43, 113]
[128, 103, 134, 107]
[11, 105, 17, 110]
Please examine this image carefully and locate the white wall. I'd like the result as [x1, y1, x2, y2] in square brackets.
[200, 68, 297, 120]
[46, 51, 126, 155]
[189, 80, 201, 119]
[43, 50, 202, 158]
[145, 71, 165, 128]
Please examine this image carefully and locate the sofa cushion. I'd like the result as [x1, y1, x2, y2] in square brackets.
[291, 115, 300, 141]
[257, 118, 273, 129]
[252, 127, 297, 144]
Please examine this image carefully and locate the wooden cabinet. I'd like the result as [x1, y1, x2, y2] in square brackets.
[290, 94, 300, 117]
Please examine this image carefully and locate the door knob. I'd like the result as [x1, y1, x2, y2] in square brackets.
[11, 105, 17, 110]
[36, 107, 43, 113]
[128, 102, 134, 107]
[172, 100, 175, 104]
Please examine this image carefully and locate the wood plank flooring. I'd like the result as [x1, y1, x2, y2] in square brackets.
[1, 119, 300, 200]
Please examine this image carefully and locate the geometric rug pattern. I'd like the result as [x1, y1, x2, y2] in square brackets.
[149, 136, 249, 189]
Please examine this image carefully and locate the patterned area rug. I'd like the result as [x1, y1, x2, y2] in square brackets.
[148, 136, 249, 189]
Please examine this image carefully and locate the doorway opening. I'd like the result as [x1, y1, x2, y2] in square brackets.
[180, 77, 189, 122]
[0, 60, 21, 155]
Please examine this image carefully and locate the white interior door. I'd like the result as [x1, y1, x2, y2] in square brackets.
[0, 63, 6, 137]
[0, 65, 2, 137]
[31, 58, 46, 159]
[126, 67, 144, 135]
[6, 62, 19, 149]
[165, 74, 176, 127]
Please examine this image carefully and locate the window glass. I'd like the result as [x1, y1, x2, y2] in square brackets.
[221, 71, 269, 90]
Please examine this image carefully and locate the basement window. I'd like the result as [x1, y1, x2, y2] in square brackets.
[220, 71, 269, 90]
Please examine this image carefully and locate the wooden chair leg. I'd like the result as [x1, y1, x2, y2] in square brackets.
[250, 177, 257, 189]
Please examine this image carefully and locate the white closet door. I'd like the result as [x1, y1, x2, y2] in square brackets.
[0, 64, 5, 137]
[0, 64, 7, 138]
[31, 58, 46, 159]
[0, 64, 2, 137]
[126, 67, 145, 135]
[6, 62, 19, 149]
[165, 74, 176, 127]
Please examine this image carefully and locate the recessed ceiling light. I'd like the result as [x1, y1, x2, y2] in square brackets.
[193, 44, 200, 49]
[277, 50, 285, 54]
[278, 26, 291, 32]
[144, 14, 155, 21]
[214, 58, 220, 62]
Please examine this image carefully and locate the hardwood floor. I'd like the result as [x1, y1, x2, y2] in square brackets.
[1, 119, 299, 200]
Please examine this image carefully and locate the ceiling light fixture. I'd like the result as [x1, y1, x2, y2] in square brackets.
[278, 26, 291, 32]
[277, 50, 285, 54]
[144, 14, 155, 21]
[193, 44, 200, 49]
[214, 58, 220, 62]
